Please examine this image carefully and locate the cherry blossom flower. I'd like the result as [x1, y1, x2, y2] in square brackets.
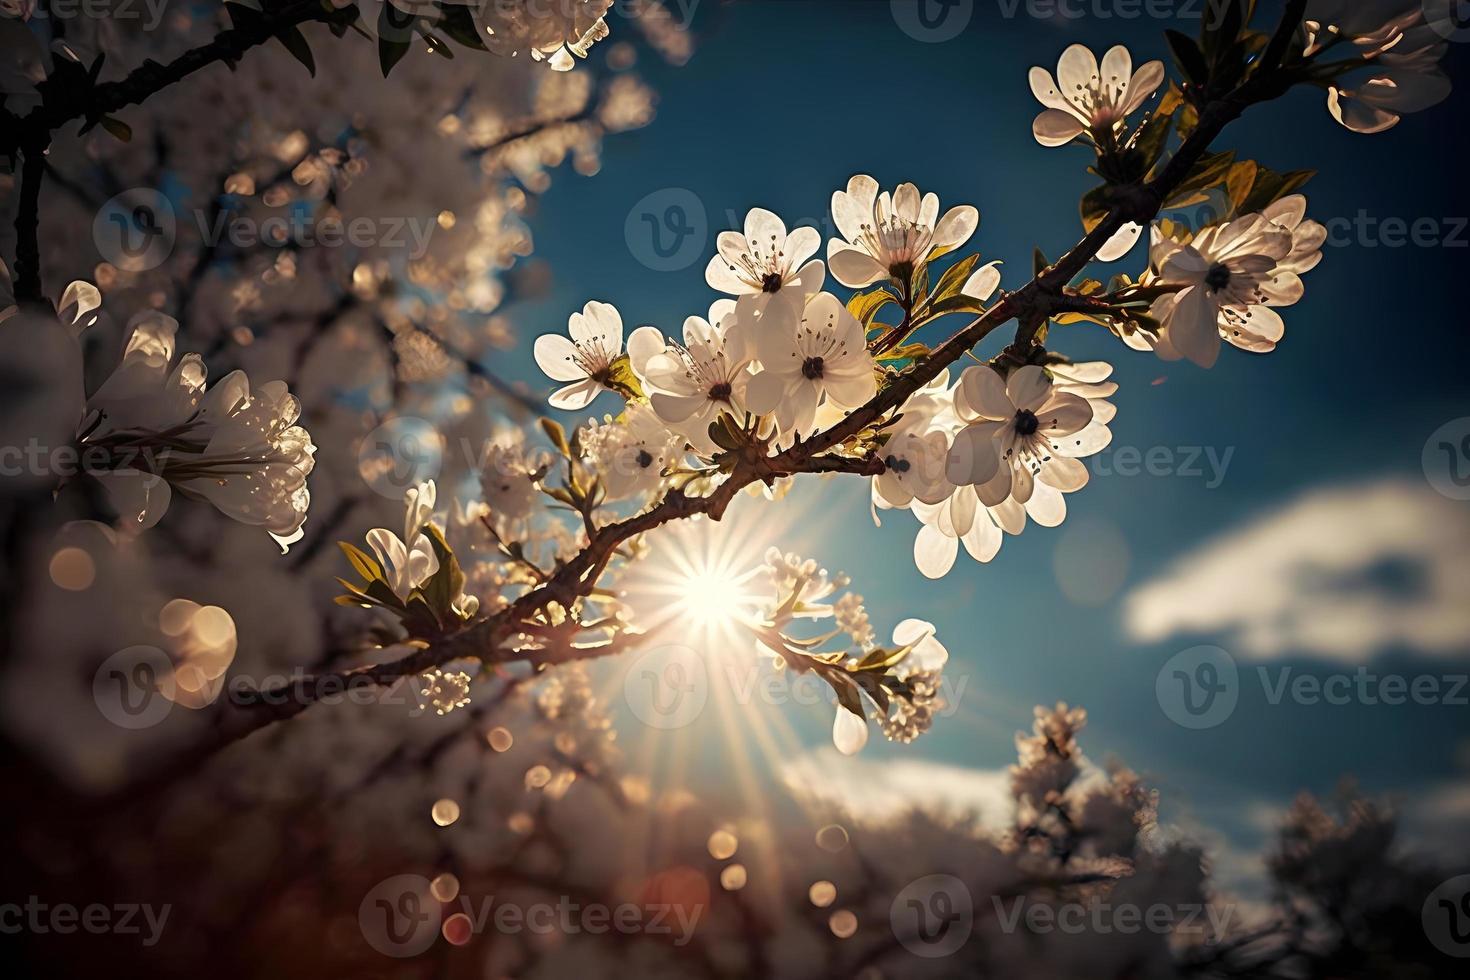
[366, 481, 441, 599]
[534, 300, 625, 410]
[705, 207, 824, 318]
[912, 484, 1026, 578]
[479, 440, 546, 522]
[1262, 194, 1328, 274]
[947, 364, 1093, 507]
[628, 301, 756, 455]
[475, 0, 614, 71]
[1029, 44, 1164, 147]
[82, 311, 315, 550]
[1305, 0, 1452, 133]
[579, 401, 679, 500]
[827, 175, 979, 288]
[745, 292, 877, 437]
[1144, 210, 1311, 367]
[874, 422, 954, 510]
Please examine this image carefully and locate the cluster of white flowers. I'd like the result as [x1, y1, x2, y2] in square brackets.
[1304, 0, 1454, 133]
[79, 308, 316, 551]
[532, 175, 980, 499]
[755, 549, 949, 756]
[875, 358, 1117, 579]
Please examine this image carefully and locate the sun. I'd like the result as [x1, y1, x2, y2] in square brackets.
[677, 565, 757, 631]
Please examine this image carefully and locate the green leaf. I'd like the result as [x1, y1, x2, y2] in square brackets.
[1165, 30, 1208, 86]
[1080, 185, 1111, 233]
[846, 287, 900, 328]
[1225, 160, 1258, 212]
[379, 36, 411, 76]
[99, 116, 131, 143]
[1131, 108, 1173, 172]
[339, 541, 384, 583]
[418, 523, 469, 623]
[928, 253, 982, 306]
[1164, 150, 1236, 209]
[540, 417, 571, 457]
[437, 2, 489, 50]
[275, 26, 316, 76]
[1237, 166, 1315, 215]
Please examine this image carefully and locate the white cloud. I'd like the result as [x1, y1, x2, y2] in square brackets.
[778, 748, 1015, 830]
[1124, 477, 1470, 661]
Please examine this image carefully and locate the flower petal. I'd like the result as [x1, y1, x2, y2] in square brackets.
[534, 333, 585, 382]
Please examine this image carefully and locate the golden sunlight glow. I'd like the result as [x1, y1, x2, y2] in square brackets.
[677, 565, 756, 632]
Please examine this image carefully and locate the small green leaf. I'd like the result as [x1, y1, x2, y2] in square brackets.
[339, 541, 384, 583]
[1165, 30, 1208, 86]
[99, 116, 131, 143]
[846, 287, 900, 328]
[275, 26, 316, 76]
[927, 253, 982, 307]
[540, 417, 571, 457]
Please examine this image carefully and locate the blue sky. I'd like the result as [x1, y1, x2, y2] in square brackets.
[478, 2, 1470, 883]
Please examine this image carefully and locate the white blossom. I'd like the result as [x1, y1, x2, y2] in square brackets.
[745, 292, 876, 437]
[534, 300, 626, 410]
[827, 175, 978, 288]
[579, 401, 679, 500]
[705, 207, 825, 319]
[627, 301, 756, 455]
[1029, 44, 1164, 147]
[366, 481, 441, 599]
[1142, 207, 1315, 367]
[1305, 0, 1452, 133]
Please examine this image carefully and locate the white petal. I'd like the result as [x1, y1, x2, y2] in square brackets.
[1095, 222, 1142, 262]
[833, 707, 869, 755]
[534, 333, 586, 382]
[914, 525, 958, 579]
[549, 378, 601, 410]
[932, 205, 979, 252]
[1006, 364, 1051, 412]
[961, 261, 1002, 302]
[827, 244, 887, 288]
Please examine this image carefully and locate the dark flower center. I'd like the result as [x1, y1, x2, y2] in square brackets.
[709, 382, 732, 401]
[1014, 409, 1040, 436]
[1205, 263, 1232, 291]
[761, 272, 784, 293]
[884, 453, 911, 473]
[889, 259, 914, 281]
[636, 449, 654, 469]
[801, 356, 825, 380]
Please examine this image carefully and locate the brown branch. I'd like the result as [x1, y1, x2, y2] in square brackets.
[11, 138, 47, 302]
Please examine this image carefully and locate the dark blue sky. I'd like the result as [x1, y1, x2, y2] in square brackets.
[487, 1, 1470, 877]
